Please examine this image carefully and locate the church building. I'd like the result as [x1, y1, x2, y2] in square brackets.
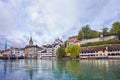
[24, 36, 39, 59]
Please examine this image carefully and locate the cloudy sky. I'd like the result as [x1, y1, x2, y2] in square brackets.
[0, 0, 120, 50]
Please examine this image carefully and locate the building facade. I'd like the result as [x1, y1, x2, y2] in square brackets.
[66, 36, 80, 46]
[24, 37, 39, 59]
[2, 49, 11, 57]
[37, 44, 54, 58]
[37, 38, 63, 59]
[11, 47, 24, 57]
[80, 44, 120, 59]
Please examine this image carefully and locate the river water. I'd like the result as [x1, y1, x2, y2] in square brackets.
[0, 59, 120, 80]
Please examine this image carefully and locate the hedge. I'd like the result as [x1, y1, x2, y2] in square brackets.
[81, 40, 120, 47]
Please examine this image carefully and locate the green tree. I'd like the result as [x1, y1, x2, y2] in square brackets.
[78, 30, 84, 40]
[87, 30, 99, 38]
[65, 45, 81, 59]
[101, 27, 109, 36]
[78, 25, 99, 40]
[64, 40, 67, 48]
[110, 22, 120, 40]
[56, 46, 66, 58]
[81, 25, 91, 39]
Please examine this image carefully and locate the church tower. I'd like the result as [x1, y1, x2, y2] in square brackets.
[29, 36, 33, 46]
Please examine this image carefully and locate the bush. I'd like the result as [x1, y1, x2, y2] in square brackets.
[56, 46, 66, 59]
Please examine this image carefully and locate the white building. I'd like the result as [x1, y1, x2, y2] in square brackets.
[37, 44, 54, 58]
[37, 38, 63, 59]
[10, 47, 24, 57]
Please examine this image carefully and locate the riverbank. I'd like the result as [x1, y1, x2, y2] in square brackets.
[0, 55, 120, 60]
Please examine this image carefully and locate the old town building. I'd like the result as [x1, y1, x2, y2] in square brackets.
[80, 44, 120, 59]
[66, 36, 80, 46]
[24, 37, 39, 59]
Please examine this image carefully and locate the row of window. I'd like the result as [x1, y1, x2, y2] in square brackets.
[108, 53, 120, 56]
[80, 53, 120, 56]
[82, 51, 120, 54]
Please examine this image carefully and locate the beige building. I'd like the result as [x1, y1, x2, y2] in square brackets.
[66, 36, 80, 46]
[2, 49, 11, 56]
[24, 37, 39, 59]
[80, 44, 120, 59]
[0, 51, 3, 58]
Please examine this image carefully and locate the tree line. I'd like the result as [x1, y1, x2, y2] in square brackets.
[78, 21, 120, 40]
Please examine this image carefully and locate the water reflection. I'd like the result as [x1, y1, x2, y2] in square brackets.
[66, 60, 81, 80]
[0, 59, 120, 80]
[24, 60, 38, 80]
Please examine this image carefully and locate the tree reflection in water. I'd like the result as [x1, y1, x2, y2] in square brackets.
[54, 60, 67, 79]
[66, 60, 81, 80]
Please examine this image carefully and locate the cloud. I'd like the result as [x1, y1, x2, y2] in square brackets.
[0, 0, 120, 50]
[76, 0, 120, 29]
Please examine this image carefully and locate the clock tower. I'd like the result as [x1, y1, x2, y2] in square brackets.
[29, 36, 33, 46]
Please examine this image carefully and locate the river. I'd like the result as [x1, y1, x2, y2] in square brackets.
[0, 59, 120, 80]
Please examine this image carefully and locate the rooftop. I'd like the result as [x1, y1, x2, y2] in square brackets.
[81, 44, 120, 53]
[68, 36, 77, 40]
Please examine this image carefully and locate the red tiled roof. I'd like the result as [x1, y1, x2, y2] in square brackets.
[68, 36, 77, 41]
[68, 36, 77, 40]
[81, 44, 120, 53]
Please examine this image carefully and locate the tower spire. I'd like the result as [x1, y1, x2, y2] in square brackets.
[30, 36, 32, 42]
[29, 36, 33, 46]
